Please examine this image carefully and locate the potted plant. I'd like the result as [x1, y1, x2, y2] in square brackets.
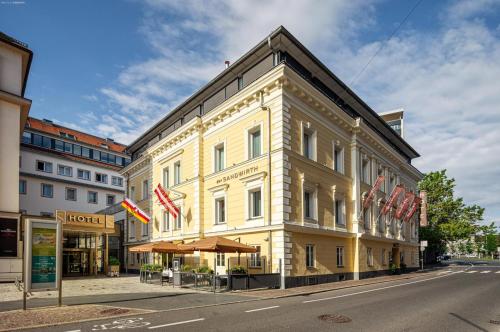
[229, 265, 247, 275]
[389, 263, 399, 275]
[108, 256, 120, 277]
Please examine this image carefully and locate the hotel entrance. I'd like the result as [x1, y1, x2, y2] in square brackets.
[63, 249, 90, 276]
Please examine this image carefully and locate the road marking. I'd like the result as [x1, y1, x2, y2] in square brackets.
[148, 318, 205, 329]
[303, 271, 462, 303]
[465, 271, 477, 274]
[480, 271, 491, 274]
[245, 305, 280, 313]
[496, 271, 500, 274]
[65, 330, 81, 332]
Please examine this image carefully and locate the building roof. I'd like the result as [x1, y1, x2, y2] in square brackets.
[126, 26, 420, 162]
[0, 31, 33, 97]
[26, 117, 127, 153]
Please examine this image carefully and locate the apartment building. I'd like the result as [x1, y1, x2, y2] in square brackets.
[0, 32, 33, 281]
[121, 26, 422, 285]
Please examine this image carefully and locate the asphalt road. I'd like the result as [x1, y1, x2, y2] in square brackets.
[26, 265, 500, 332]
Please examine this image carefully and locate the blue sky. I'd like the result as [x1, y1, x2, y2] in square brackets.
[1, 0, 500, 227]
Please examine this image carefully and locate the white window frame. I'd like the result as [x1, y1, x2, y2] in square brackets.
[302, 182, 318, 222]
[41, 183, 53, 198]
[57, 164, 72, 177]
[213, 141, 226, 173]
[336, 246, 344, 267]
[334, 197, 346, 227]
[249, 245, 262, 268]
[106, 194, 115, 206]
[77, 169, 91, 181]
[65, 187, 77, 201]
[162, 167, 169, 188]
[216, 252, 225, 266]
[333, 141, 344, 174]
[247, 187, 263, 220]
[214, 195, 226, 224]
[95, 172, 108, 184]
[162, 210, 170, 232]
[111, 176, 123, 187]
[19, 179, 27, 195]
[88, 191, 98, 204]
[174, 161, 181, 185]
[306, 244, 315, 268]
[142, 180, 149, 200]
[142, 220, 149, 237]
[174, 206, 182, 230]
[36, 160, 53, 173]
[246, 124, 263, 160]
[301, 123, 317, 161]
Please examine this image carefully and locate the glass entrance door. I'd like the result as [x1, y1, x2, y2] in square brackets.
[63, 250, 89, 276]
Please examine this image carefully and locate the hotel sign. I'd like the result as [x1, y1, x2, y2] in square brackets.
[216, 166, 259, 184]
[55, 211, 115, 232]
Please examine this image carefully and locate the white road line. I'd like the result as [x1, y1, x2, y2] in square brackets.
[303, 271, 462, 304]
[480, 271, 491, 274]
[496, 271, 500, 274]
[245, 305, 280, 313]
[465, 271, 477, 274]
[148, 318, 205, 329]
[65, 330, 81, 332]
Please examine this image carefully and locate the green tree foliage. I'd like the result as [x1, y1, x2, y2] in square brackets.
[480, 222, 498, 256]
[418, 170, 484, 255]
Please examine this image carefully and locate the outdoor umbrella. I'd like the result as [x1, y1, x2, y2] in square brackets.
[178, 236, 257, 253]
[129, 241, 193, 254]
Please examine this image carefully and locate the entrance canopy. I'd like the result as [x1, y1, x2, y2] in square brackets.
[179, 236, 257, 253]
[129, 241, 193, 254]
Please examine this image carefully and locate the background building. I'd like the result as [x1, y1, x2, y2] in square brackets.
[0, 32, 33, 281]
[121, 27, 422, 286]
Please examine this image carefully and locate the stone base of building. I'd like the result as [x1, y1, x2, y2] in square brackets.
[285, 272, 354, 288]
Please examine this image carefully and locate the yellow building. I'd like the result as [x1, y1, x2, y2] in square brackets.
[121, 26, 422, 286]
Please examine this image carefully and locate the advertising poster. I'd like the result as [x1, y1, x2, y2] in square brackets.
[30, 222, 57, 289]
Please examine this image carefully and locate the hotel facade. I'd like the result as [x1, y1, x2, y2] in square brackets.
[121, 27, 422, 286]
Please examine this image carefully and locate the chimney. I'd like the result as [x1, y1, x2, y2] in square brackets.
[224, 60, 230, 69]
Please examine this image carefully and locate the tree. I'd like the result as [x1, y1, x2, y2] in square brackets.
[418, 170, 484, 260]
[480, 222, 498, 258]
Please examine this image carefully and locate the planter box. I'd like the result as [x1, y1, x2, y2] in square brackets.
[108, 265, 120, 277]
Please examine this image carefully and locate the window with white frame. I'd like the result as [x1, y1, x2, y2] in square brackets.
[19, 180, 27, 194]
[175, 207, 182, 229]
[336, 246, 344, 267]
[174, 161, 181, 185]
[361, 158, 370, 184]
[106, 194, 115, 206]
[367, 247, 374, 267]
[216, 252, 225, 266]
[306, 244, 315, 268]
[41, 183, 53, 198]
[163, 167, 169, 188]
[88, 191, 98, 204]
[333, 143, 344, 174]
[65, 187, 77, 201]
[111, 176, 123, 186]
[215, 196, 226, 224]
[95, 173, 108, 183]
[142, 180, 149, 199]
[248, 126, 262, 159]
[214, 143, 225, 172]
[57, 164, 72, 177]
[162, 211, 170, 231]
[302, 126, 316, 160]
[77, 169, 90, 180]
[36, 160, 53, 173]
[248, 188, 262, 219]
[334, 198, 345, 226]
[303, 188, 317, 221]
[250, 245, 262, 267]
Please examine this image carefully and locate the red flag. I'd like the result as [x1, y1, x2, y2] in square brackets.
[395, 191, 415, 219]
[382, 184, 404, 215]
[419, 191, 428, 226]
[154, 183, 180, 219]
[404, 196, 422, 222]
[121, 198, 151, 224]
[363, 175, 385, 209]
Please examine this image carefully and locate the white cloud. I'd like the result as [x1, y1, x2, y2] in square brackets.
[78, 0, 499, 226]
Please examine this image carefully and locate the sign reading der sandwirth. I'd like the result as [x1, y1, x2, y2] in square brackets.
[216, 166, 259, 184]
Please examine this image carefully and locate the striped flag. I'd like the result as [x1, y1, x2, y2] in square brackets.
[404, 196, 422, 222]
[381, 184, 404, 215]
[395, 191, 415, 220]
[154, 183, 180, 219]
[121, 198, 151, 224]
[363, 175, 385, 209]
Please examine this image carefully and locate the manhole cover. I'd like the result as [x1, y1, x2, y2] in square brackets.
[490, 319, 500, 325]
[318, 314, 352, 323]
[100, 308, 130, 315]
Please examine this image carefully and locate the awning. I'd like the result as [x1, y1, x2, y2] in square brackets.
[179, 236, 257, 253]
[129, 241, 193, 254]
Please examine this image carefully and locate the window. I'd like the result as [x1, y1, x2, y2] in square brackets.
[302, 126, 316, 160]
[214, 143, 225, 172]
[215, 197, 226, 224]
[249, 188, 262, 218]
[36, 161, 52, 173]
[304, 190, 315, 220]
[73, 144, 82, 156]
[130, 186, 135, 200]
[382, 249, 387, 266]
[336, 246, 344, 267]
[0, 219, 18, 257]
[93, 150, 101, 161]
[77, 169, 91, 180]
[364, 207, 371, 230]
[250, 245, 262, 267]
[367, 247, 373, 267]
[378, 167, 385, 192]
[82, 147, 91, 158]
[361, 158, 370, 184]
[95, 173, 108, 183]
[142, 221, 148, 236]
[88, 191, 98, 204]
[162, 211, 170, 231]
[335, 199, 345, 226]
[22, 131, 31, 144]
[248, 126, 261, 159]
[57, 165, 72, 177]
[41, 183, 53, 198]
[142, 180, 149, 199]
[106, 194, 115, 206]
[333, 144, 344, 174]
[41, 136, 51, 148]
[162, 167, 169, 188]
[129, 220, 135, 239]
[19, 180, 26, 194]
[378, 214, 385, 233]
[175, 207, 182, 229]
[64, 142, 72, 153]
[40, 212, 53, 217]
[389, 175, 396, 193]
[306, 244, 315, 268]
[216, 252, 225, 266]
[174, 162, 181, 185]
[65, 187, 77, 201]
[54, 139, 64, 151]
[111, 176, 123, 187]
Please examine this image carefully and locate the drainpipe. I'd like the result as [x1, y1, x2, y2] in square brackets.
[125, 172, 129, 275]
[261, 91, 272, 272]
